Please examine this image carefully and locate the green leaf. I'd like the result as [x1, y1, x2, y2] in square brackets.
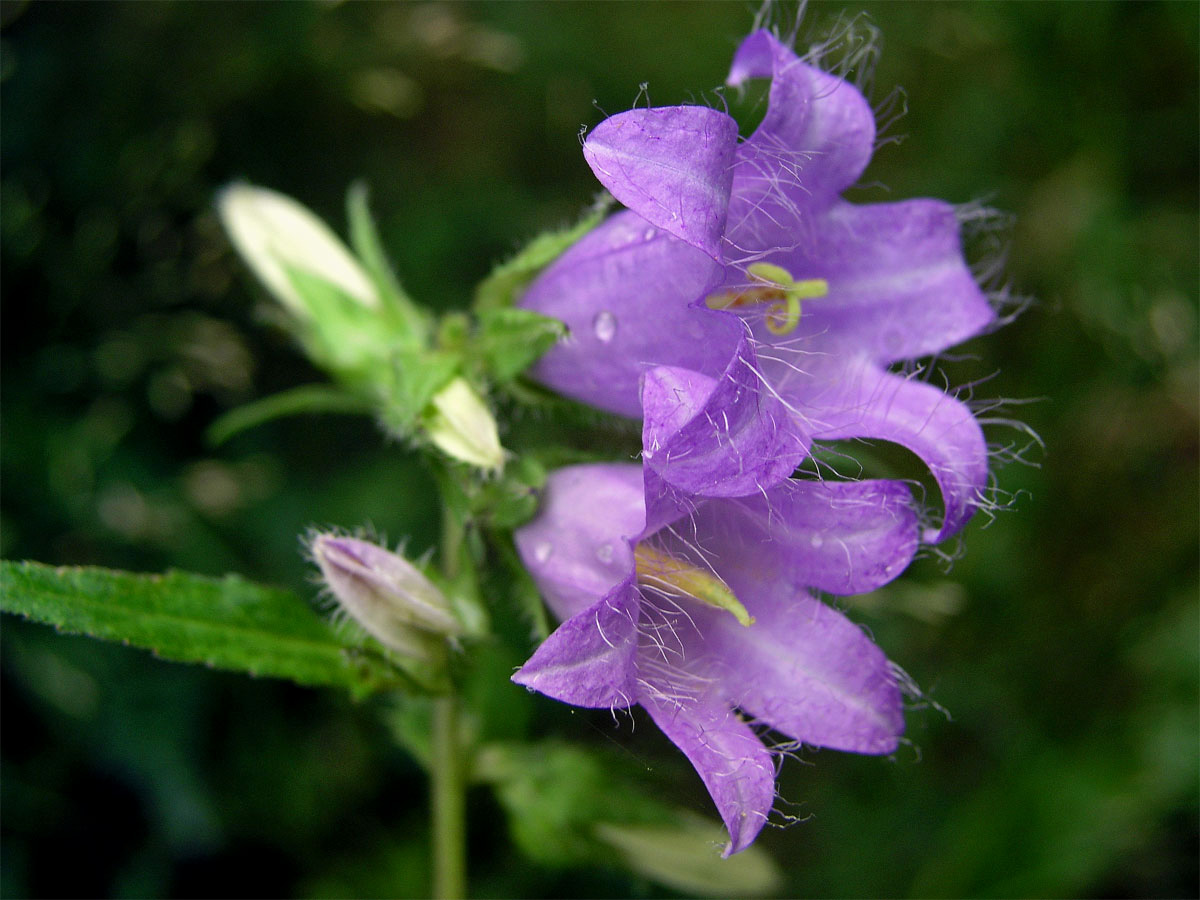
[1, 560, 410, 698]
[473, 196, 612, 311]
[206, 384, 373, 446]
[475, 741, 675, 865]
[476, 739, 781, 894]
[475, 307, 566, 383]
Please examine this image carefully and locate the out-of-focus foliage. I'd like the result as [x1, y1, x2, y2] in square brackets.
[2, 2, 1196, 898]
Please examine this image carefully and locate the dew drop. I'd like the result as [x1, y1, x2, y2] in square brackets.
[595, 542, 614, 563]
[643, 227, 657, 240]
[810, 533, 824, 549]
[533, 542, 553, 563]
[593, 311, 617, 343]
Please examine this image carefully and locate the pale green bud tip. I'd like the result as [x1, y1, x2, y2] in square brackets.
[217, 183, 379, 314]
[425, 378, 506, 471]
[311, 534, 461, 656]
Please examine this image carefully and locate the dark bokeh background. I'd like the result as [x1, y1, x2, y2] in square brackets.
[2, 2, 1196, 897]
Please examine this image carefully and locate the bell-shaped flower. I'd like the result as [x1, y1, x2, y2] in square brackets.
[521, 29, 996, 541]
[512, 456, 919, 855]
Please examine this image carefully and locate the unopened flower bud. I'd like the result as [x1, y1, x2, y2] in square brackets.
[424, 377, 505, 471]
[311, 534, 460, 659]
[217, 183, 379, 315]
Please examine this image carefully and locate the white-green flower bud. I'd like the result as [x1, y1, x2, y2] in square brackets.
[217, 183, 379, 315]
[424, 377, 505, 471]
[311, 534, 461, 660]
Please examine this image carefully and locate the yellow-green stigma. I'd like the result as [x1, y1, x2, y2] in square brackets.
[704, 262, 828, 335]
[633, 544, 754, 627]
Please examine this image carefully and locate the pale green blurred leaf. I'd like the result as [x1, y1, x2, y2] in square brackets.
[595, 816, 782, 898]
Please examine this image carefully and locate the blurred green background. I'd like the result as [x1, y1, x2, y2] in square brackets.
[2, 2, 1196, 897]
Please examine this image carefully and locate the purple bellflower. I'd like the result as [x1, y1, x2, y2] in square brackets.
[522, 29, 997, 541]
[513, 459, 920, 855]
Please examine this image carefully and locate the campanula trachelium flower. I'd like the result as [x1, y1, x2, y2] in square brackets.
[513, 462, 917, 855]
[522, 29, 996, 541]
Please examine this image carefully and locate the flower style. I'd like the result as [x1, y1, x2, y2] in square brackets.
[521, 29, 997, 541]
[513, 461, 919, 855]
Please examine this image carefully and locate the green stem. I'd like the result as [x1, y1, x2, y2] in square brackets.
[431, 692, 466, 900]
[432, 487, 468, 899]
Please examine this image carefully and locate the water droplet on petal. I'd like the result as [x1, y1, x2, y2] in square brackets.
[593, 311, 617, 343]
[643, 227, 657, 241]
[595, 542, 614, 563]
[810, 533, 824, 549]
[533, 542, 553, 563]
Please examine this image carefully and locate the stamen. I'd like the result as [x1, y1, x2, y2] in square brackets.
[633, 544, 754, 627]
[704, 262, 828, 336]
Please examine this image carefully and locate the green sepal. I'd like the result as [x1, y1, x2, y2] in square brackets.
[475, 307, 566, 383]
[473, 195, 612, 312]
[475, 455, 546, 530]
[488, 535, 550, 640]
[346, 181, 428, 347]
[425, 466, 491, 640]
[206, 383, 373, 446]
[437, 312, 471, 353]
[283, 264, 392, 378]
[0, 560, 413, 699]
[378, 347, 459, 437]
[432, 550, 490, 643]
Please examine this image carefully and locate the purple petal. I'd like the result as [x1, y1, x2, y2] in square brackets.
[515, 463, 644, 621]
[584, 106, 739, 260]
[724, 30, 876, 248]
[640, 331, 811, 502]
[700, 591, 904, 755]
[522, 210, 731, 418]
[686, 479, 919, 596]
[803, 360, 989, 542]
[779, 199, 996, 361]
[641, 467, 702, 539]
[512, 579, 640, 710]
[638, 678, 775, 856]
